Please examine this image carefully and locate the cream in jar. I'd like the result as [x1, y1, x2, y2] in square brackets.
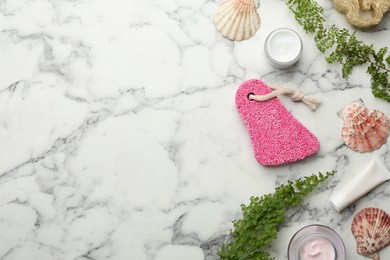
[300, 237, 335, 260]
[264, 28, 303, 69]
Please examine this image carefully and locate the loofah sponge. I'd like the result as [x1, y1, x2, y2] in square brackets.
[333, 0, 390, 28]
[236, 79, 320, 166]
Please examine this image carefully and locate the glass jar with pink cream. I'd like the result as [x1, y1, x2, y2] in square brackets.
[288, 224, 346, 260]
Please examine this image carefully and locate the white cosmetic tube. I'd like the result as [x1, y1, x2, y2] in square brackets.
[329, 157, 390, 212]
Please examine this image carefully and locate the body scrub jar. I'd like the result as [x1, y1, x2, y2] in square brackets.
[288, 224, 346, 260]
[264, 28, 303, 69]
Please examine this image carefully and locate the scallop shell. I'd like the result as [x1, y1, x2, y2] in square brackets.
[351, 208, 390, 258]
[214, 0, 261, 41]
[338, 99, 389, 152]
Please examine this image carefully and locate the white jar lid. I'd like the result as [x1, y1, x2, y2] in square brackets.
[264, 28, 303, 69]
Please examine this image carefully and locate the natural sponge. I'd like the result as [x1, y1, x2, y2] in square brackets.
[333, 0, 390, 28]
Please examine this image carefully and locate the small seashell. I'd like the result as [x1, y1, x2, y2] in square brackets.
[338, 99, 389, 152]
[351, 208, 390, 258]
[214, 0, 261, 41]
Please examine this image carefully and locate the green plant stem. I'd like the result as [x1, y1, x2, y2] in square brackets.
[286, 0, 390, 102]
[219, 171, 336, 260]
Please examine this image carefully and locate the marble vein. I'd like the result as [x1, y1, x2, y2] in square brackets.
[0, 0, 389, 259]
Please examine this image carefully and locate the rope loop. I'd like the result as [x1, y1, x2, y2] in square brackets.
[248, 84, 321, 111]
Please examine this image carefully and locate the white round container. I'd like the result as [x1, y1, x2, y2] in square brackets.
[264, 28, 303, 69]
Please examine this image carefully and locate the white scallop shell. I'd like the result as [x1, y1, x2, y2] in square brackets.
[338, 99, 390, 152]
[214, 0, 261, 41]
[351, 208, 390, 258]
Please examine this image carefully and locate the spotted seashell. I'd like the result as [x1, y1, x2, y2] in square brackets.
[338, 99, 389, 152]
[351, 208, 390, 258]
[214, 0, 261, 41]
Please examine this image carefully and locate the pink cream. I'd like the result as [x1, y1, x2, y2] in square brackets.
[300, 237, 336, 260]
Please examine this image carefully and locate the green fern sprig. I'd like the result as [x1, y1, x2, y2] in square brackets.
[219, 171, 336, 260]
[287, 0, 390, 102]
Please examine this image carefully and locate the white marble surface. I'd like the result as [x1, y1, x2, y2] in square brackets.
[0, 0, 389, 259]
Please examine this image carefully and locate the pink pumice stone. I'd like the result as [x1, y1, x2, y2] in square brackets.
[236, 79, 320, 166]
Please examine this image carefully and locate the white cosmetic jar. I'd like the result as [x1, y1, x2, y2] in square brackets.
[264, 28, 303, 69]
[288, 224, 346, 260]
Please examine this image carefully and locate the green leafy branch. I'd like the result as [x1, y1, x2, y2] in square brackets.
[219, 170, 336, 260]
[287, 0, 390, 102]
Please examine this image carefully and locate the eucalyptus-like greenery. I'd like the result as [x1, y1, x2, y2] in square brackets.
[287, 0, 390, 102]
[219, 171, 336, 260]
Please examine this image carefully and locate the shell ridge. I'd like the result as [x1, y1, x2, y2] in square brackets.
[236, 1, 251, 39]
[234, 1, 248, 39]
[241, 3, 251, 39]
[228, 1, 246, 37]
[215, 1, 237, 28]
[224, 10, 241, 38]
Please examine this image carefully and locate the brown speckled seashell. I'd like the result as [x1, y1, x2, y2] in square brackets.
[338, 99, 389, 152]
[351, 208, 390, 258]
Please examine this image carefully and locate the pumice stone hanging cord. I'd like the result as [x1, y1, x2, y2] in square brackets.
[248, 84, 321, 111]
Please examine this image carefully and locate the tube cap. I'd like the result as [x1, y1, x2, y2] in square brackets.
[329, 194, 349, 212]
